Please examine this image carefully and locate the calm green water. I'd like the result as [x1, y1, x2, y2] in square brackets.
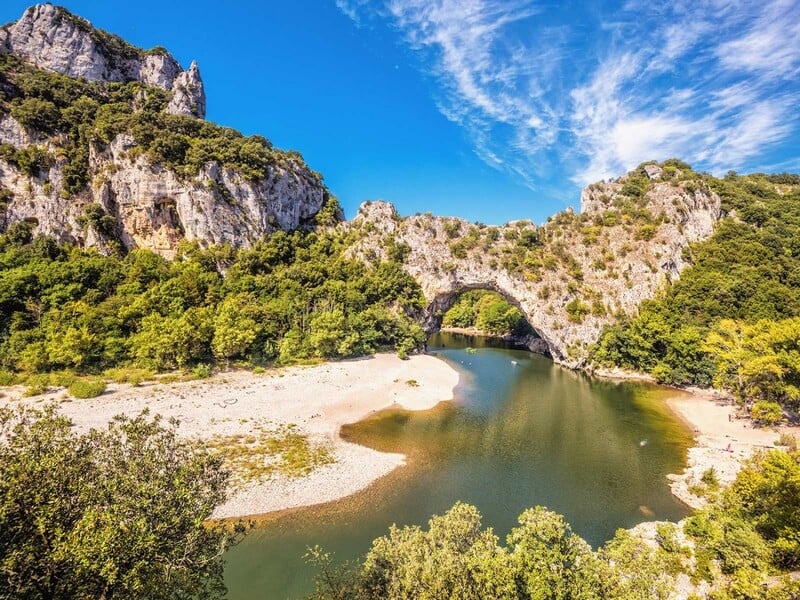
[224, 333, 692, 599]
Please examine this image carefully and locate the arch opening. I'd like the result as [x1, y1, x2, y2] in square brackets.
[423, 285, 551, 358]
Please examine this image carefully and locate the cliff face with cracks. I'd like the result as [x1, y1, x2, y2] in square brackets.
[0, 4, 205, 118]
[0, 131, 329, 258]
[345, 164, 723, 366]
[0, 5, 331, 257]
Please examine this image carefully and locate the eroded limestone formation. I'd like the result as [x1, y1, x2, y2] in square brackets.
[0, 4, 206, 117]
[346, 168, 722, 366]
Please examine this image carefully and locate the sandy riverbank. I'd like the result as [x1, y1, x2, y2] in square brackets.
[2, 353, 459, 519]
[665, 390, 799, 508]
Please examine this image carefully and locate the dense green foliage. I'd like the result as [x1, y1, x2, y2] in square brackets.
[309, 449, 800, 599]
[592, 170, 800, 411]
[683, 448, 800, 598]
[0, 227, 425, 377]
[0, 53, 317, 197]
[308, 502, 674, 600]
[0, 405, 246, 599]
[442, 290, 526, 336]
[67, 378, 106, 398]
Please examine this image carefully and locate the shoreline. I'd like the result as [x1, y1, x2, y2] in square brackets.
[5, 348, 796, 520]
[1, 353, 460, 519]
[439, 326, 515, 341]
[663, 389, 798, 508]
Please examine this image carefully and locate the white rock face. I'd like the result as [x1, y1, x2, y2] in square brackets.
[0, 113, 34, 147]
[0, 4, 206, 118]
[167, 61, 206, 119]
[346, 173, 722, 366]
[0, 129, 328, 259]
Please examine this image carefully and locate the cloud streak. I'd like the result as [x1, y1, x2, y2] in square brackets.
[338, 0, 800, 191]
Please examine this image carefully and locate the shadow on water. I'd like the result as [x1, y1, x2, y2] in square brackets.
[224, 332, 693, 599]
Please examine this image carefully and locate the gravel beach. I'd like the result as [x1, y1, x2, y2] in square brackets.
[665, 391, 798, 508]
[2, 353, 459, 519]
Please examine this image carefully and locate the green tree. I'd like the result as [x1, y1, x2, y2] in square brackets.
[598, 530, 675, 599]
[357, 502, 515, 599]
[211, 292, 265, 361]
[0, 405, 246, 599]
[729, 450, 800, 568]
[130, 308, 213, 370]
[506, 506, 606, 599]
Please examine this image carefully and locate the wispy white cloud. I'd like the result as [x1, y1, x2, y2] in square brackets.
[567, 0, 800, 185]
[716, 0, 800, 80]
[337, 0, 800, 192]
[335, 0, 372, 26]
[384, 1, 557, 142]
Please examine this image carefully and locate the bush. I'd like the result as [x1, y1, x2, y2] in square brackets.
[68, 379, 106, 398]
[0, 405, 245, 598]
[565, 299, 590, 324]
[0, 371, 18, 386]
[700, 467, 719, 488]
[751, 401, 783, 426]
[23, 382, 48, 397]
[191, 363, 212, 379]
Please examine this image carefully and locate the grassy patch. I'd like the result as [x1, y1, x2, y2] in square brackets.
[0, 370, 20, 386]
[68, 379, 107, 399]
[103, 367, 156, 386]
[207, 422, 334, 484]
[777, 433, 797, 450]
[190, 364, 212, 379]
[22, 374, 52, 396]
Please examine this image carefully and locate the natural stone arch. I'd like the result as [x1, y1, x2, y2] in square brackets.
[423, 284, 551, 357]
[346, 176, 722, 368]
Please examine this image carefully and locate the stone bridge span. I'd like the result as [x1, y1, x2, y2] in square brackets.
[346, 169, 722, 367]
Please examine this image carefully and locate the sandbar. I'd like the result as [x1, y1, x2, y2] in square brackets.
[2, 353, 459, 519]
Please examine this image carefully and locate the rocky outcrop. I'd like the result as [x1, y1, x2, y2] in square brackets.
[0, 4, 205, 117]
[0, 6, 329, 254]
[346, 169, 723, 366]
[0, 129, 328, 258]
[166, 61, 206, 119]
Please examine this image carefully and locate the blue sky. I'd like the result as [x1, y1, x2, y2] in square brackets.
[2, 1, 799, 224]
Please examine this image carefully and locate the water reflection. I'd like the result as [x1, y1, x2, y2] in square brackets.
[224, 333, 692, 599]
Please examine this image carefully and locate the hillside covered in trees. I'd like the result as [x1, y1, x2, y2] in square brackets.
[592, 172, 800, 423]
[0, 224, 425, 389]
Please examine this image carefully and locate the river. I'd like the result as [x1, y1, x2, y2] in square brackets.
[224, 332, 692, 598]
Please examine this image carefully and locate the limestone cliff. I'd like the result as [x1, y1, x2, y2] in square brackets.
[0, 5, 332, 257]
[0, 131, 329, 258]
[0, 4, 205, 118]
[345, 163, 722, 366]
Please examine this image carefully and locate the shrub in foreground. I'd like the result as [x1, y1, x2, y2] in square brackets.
[0, 405, 246, 599]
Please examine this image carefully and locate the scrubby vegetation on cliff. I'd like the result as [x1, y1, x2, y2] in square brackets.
[0, 52, 318, 199]
[592, 171, 800, 421]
